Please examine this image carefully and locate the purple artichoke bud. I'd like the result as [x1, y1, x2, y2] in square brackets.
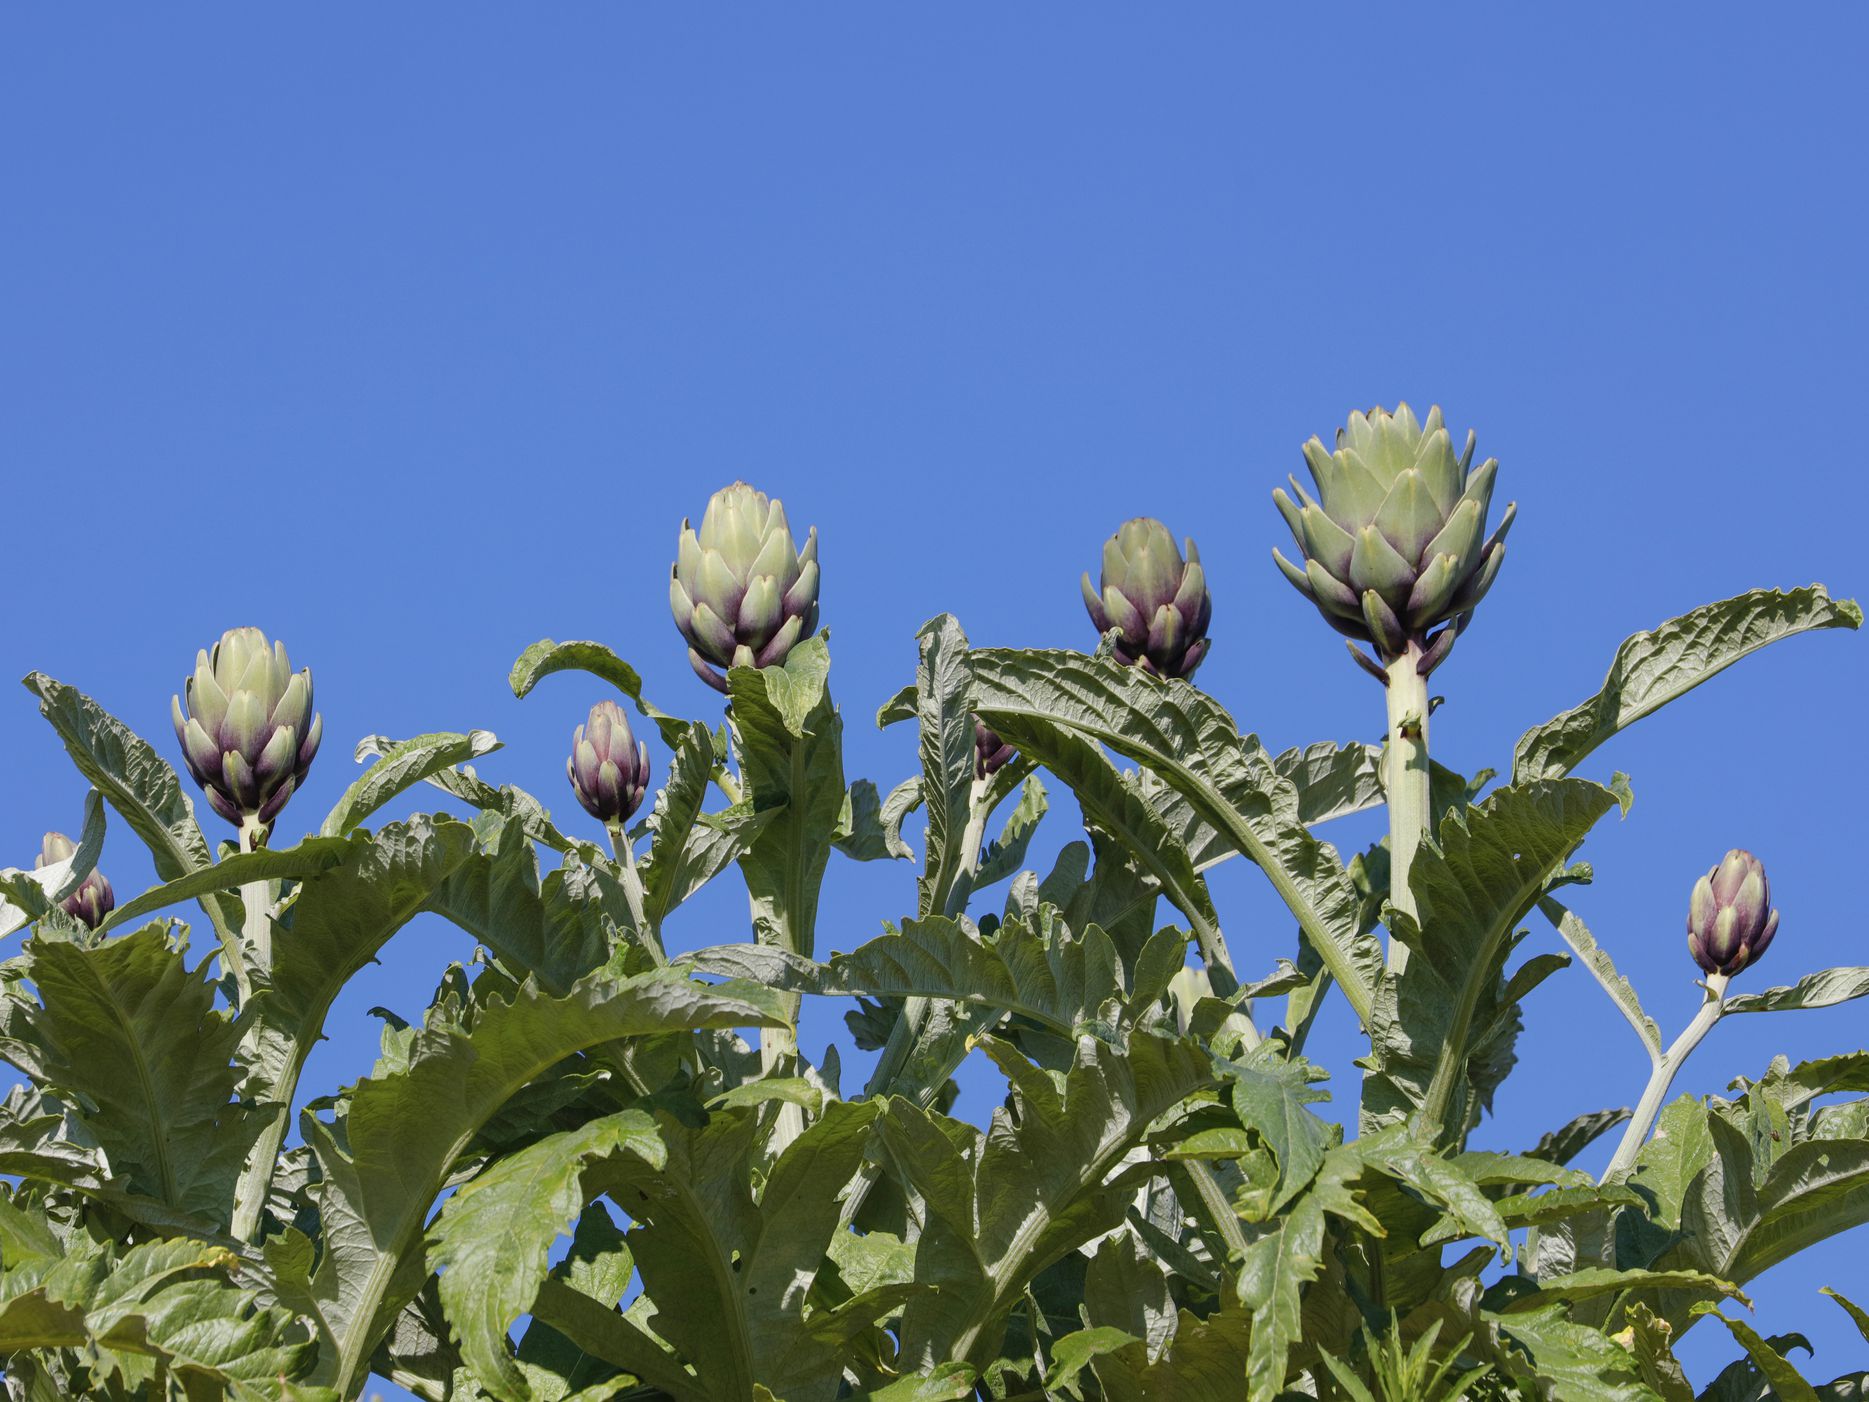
[1272, 404, 1515, 677]
[974, 719, 1016, 781]
[36, 832, 114, 930]
[171, 627, 322, 829]
[1687, 849, 1780, 979]
[567, 700, 651, 825]
[670, 482, 820, 693]
[1079, 518, 1213, 680]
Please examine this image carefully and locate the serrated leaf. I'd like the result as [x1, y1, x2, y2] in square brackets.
[1512, 585, 1861, 782]
[302, 965, 786, 1395]
[835, 778, 909, 863]
[972, 773, 1048, 890]
[21, 672, 241, 965]
[430, 1110, 663, 1400]
[1496, 1266, 1745, 1313]
[1529, 1106, 1633, 1166]
[1692, 1306, 1822, 1402]
[323, 729, 502, 837]
[508, 638, 691, 749]
[1540, 897, 1662, 1061]
[1723, 966, 1869, 1016]
[908, 616, 985, 921]
[1361, 778, 1621, 1140]
[1217, 1045, 1335, 1214]
[969, 647, 1380, 1025]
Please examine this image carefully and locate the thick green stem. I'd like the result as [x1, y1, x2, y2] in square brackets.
[237, 815, 271, 973]
[1601, 975, 1728, 1183]
[230, 814, 278, 1242]
[1382, 643, 1432, 976]
[605, 822, 663, 966]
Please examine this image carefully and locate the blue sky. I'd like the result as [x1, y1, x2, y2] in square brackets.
[4, 6, 1866, 1393]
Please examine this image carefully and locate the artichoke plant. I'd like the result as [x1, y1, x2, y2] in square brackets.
[567, 699, 651, 826]
[974, 719, 1016, 780]
[1688, 848, 1779, 978]
[670, 481, 820, 692]
[35, 832, 113, 930]
[1273, 403, 1513, 678]
[171, 627, 322, 831]
[1080, 517, 1212, 679]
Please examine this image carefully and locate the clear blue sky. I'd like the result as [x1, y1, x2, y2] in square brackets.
[4, 7, 1865, 1393]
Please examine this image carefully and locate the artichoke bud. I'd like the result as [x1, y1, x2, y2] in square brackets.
[36, 832, 114, 930]
[1080, 518, 1213, 680]
[567, 700, 651, 825]
[1687, 849, 1779, 978]
[1272, 404, 1514, 678]
[974, 719, 1016, 781]
[171, 627, 322, 830]
[670, 481, 820, 693]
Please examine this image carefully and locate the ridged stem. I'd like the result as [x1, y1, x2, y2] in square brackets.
[1601, 974, 1728, 1183]
[1382, 642, 1432, 977]
[230, 814, 278, 1242]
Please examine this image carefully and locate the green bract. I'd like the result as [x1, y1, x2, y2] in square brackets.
[170, 626, 322, 828]
[670, 481, 820, 692]
[1274, 403, 1513, 677]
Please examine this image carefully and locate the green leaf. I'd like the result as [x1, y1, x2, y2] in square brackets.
[1692, 1305, 1823, 1402]
[1512, 585, 1861, 782]
[508, 638, 692, 748]
[0, 922, 258, 1226]
[0, 789, 105, 937]
[882, 1031, 1213, 1373]
[1361, 778, 1622, 1140]
[96, 839, 351, 934]
[972, 773, 1048, 890]
[835, 778, 909, 863]
[1824, 1287, 1869, 1344]
[1539, 897, 1662, 1061]
[1528, 1106, 1633, 1166]
[1484, 1302, 1663, 1402]
[302, 965, 786, 1396]
[730, 636, 843, 965]
[1270, 741, 1388, 826]
[969, 647, 1380, 1025]
[1495, 1266, 1746, 1313]
[1724, 966, 1869, 1015]
[635, 721, 762, 932]
[429, 1111, 664, 1400]
[1215, 1044, 1335, 1214]
[909, 616, 985, 921]
[325, 730, 502, 836]
[608, 1099, 893, 1402]
[20, 672, 240, 962]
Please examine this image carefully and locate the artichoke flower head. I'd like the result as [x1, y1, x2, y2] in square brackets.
[36, 831, 114, 930]
[1080, 518, 1212, 680]
[568, 699, 651, 826]
[171, 626, 322, 830]
[671, 482, 820, 692]
[1274, 404, 1514, 678]
[1688, 849, 1779, 978]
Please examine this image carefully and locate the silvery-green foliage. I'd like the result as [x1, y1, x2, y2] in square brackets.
[0, 483, 1861, 1400]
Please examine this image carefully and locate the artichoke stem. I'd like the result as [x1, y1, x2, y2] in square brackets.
[604, 822, 663, 965]
[237, 814, 271, 976]
[1601, 974, 1728, 1183]
[1382, 641, 1433, 976]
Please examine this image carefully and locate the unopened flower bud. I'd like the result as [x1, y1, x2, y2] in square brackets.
[171, 627, 322, 829]
[567, 700, 651, 825]
[670, 482, 820, 692]
[974, 719, 1016, 781]
[36, 832, 113, 930]
[1080, 518, 1213, 679]
[1687, 849, 1779, 978]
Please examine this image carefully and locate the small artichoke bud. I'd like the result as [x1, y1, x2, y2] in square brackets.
[1273, 404, 1515, 677]
[1080, 518, 1213, 679]
[670, 482, 821, 693]
[567, 700, 651, 825]
[171, 627, 322, 829]
[1687, 849, 1779, 978]
[974, 719, 1016, 781]
[36, 832, 114, 930]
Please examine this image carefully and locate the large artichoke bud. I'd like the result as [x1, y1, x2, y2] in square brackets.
[567, 700, 651, 825]
[1688, 849, 1779, 978]
[171, 627, 322, 830]
[36, 832, 113, 930]
[974, 719, 1016, 781]
[1273, 404, 1514, 678]
[1080, 518, 1212, 679]
[670, 482, 820, 693]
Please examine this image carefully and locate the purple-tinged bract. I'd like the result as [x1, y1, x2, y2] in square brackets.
[1080, 518, 1212, 680]
[568, 699, 651, 825]
[670, 482, 820, 693]
[1687, 848, 1779, 978]
[974, 719, 1016, 780]
[171, 627, 322, 829]
[36, 831, 114, 930]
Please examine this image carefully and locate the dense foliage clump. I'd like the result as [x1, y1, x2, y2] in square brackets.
[1, 404, 1864, 1400]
